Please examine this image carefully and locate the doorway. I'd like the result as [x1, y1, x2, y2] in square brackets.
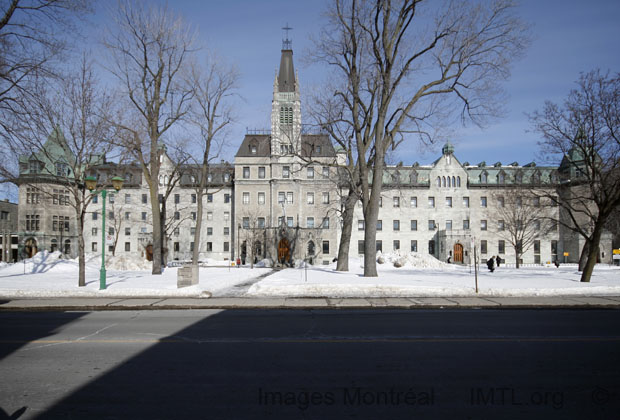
[453, 243, 464, 263]
[278, 238, 290, 264]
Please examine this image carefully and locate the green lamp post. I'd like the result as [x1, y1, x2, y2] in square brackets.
[85, 175, 124, 290]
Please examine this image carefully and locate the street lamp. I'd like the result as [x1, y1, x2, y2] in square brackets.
[85, 175, 124, 290]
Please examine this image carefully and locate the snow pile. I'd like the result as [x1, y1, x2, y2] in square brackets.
[256, 258, 273, 268]
[378, 251, 455, 269]
[104, 254, 152, 271]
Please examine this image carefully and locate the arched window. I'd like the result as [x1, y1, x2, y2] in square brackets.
[442, 176, 446, 187]
[409, 172, 417, 184]
[452, 176, 456, 187]
[307, 241, 315, 256]
[436, 177, 441, 187]
[481, 172, 488, 183]
[457, 176, 461, 187]
[447, 177, 451, 188]
[64, 239, 71, 255]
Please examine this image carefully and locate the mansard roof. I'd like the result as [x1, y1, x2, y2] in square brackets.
[235, 134, 271, 157]
[300, 134, 336, 158]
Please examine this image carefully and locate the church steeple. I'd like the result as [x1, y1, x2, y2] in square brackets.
[271, 25, 301, 157]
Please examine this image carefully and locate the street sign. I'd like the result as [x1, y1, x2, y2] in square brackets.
[563, 252, 569, 257]
[105, 235, 114, 246]
[613, 249, 620, 255]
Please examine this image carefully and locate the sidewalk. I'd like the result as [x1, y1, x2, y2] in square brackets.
[2, 296, 620, 310]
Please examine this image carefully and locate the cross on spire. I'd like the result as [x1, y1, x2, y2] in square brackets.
[282, 23, 293, 50]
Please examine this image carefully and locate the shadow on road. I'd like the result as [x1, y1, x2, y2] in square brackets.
[28, 309, 620, 419]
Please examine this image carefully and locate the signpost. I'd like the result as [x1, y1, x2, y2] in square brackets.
[563, 251, 569, 264]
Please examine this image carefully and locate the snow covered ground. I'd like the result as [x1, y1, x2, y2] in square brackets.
[0, 251, 270, 298]
[0, 250, 618, 298]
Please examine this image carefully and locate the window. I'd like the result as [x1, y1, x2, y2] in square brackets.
[287, 217, 294, 227]
[498, 196, 505, 208]
[243, 167, 250, 179]
[92, 195, 97, 204]
[463, 219, 470, 230]
[393, 197, 400, 208]
[174, 242, 180, 252]
[278, 192, 286, 204]
[224, 173, 230, 182]
[411, 197, 417, 207]
[463, 197, 470, 208]
[92, 242, 97, 252]
[307, 217, 314, 228]
[174, 211, 180, 220]
[533, 197, 540, 207]
[258, 192, 265, 205]
[224, 193, 230, 203]
[307, 192, 314, 205]
[207, 227, 213, 236]
[206, 212, 213, 221]
[108, 227, 114, 235]
[224, 227, 230, 235]
[498, 220, 505, 231]
[109, 193, 115, 204]
[436, 177, 441, 187]
[446, 220, 452, 231]
[125, 212, 130, 220]
[498, 172, 505, 184]
[498, 240, 505, 254]
[428, 240, 435, 255]
[250, 144, 257, 154]
[534, 220, 541, 231]
[446, 197, 452, 207]
[411, 220, 417, 231]
[258, 166, 266, 179]
[322, 217, 330, 229]
[124, 194, 131, 204]
[551, 240, 558, 258]
[376, 240, 383, 253]
[481, 240, 487, 254]
[393, 240, 400, 251]
[224, 212, 230, 221]
[393, 220, 400, 231]
[191, 194, 196, 203]
[322, 240, 330, 254]
[92, 212, 98, 221]
[207, 194, 213, 203]
[307, 167, 314, 179]
[516, 196, 523, 208]
[174, 228, 179, 236]
[141, 227, 147, 233]
[141, 212, 146, 221]
[190, 242, 194, 251]
[282, 166, 290, 178]
[191, 212, 197, 221]
[242, 192, 250, 204]
[322, 167, 329, 177]
[109, 211, 115, 220]
[534, 240, 541, 254]
[428, 197, 435, 208]
[258, 217, 265, 228]
[224, 242, 230, 252]
[481, 220, 487, 231]
[358, 220, 365, 231]
[322, 192, 329, 204]
[125, 242, 130, 252]
[358, 240, 365, 254]
[92, 227, 97, 236]
[480, 196, 487, 207]
[125, 227, 130, 235]
[377, 220, 382, 231]
[142, 194, 147, 204]
[287, 192, 293, 204]
[481, 172, 488, 183]
[411, 240, 418, 252]
[428, 220, 436, 230]
[242, 217, 249, 229]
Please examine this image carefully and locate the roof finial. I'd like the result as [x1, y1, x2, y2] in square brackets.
[282, 23, 293, 50]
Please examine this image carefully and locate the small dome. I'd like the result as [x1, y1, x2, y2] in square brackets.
[442, 142, 455, 155]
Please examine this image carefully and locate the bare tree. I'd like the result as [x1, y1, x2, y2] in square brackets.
[530, 70, 620, 282]
[11, 55, 115, 286]
[188, 57, 238, 266]
[104, 1, 196, 274]
[493, 192, 552, 268]
[312, 0, 530, 276]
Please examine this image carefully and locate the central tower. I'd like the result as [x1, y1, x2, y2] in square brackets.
[270, 28, 301, 156]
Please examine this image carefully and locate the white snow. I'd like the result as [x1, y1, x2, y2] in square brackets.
[0, 251, 270, 298]
[0, 250, 618, 299]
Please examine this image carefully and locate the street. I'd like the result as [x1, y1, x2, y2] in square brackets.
[1, 309, 619, 419]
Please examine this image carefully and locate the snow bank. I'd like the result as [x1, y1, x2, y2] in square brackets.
[378, 251, 455, 270]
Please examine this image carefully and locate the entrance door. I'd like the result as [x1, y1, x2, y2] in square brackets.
[145, 245, 153, 261]
[24, 238, 38, 258]
[454, 243, 463, 263]
[278, 238, 290, 264]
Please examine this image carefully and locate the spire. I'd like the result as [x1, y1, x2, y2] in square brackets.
[278, 24, 295, 93]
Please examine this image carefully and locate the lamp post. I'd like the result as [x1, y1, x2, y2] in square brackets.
[237, 223, 241, 267]
[85, 175, 124, 290]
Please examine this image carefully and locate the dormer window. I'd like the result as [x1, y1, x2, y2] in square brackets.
[498, 172, 505, 184]
[207, 174, 213, 182]
[316, 145, 321, 154]
[515, 172, 523, 183]
[250, 145, 257, 154]
[224, 173, 230, 182]
[481, 172, 488, 183]
[29, 160, 43, 174]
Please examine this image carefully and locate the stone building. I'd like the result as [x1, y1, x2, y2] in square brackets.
[14, 41, 613, 267]
[0, 199, 18, 262]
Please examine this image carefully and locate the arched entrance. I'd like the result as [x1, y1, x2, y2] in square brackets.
[307, 241, 315, 265]
[145, 244, 153, 261]
[278, 238, 290, 264]
[64, 239, 71, 255]
[24, 238, 38, 258]
[50, 239, 58, 252]
[453, 243, 463, 263]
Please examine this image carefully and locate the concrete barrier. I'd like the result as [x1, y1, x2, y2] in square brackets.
[177, 265, 198, 288]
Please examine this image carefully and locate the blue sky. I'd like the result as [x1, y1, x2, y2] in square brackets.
[81, 0, 620, 166]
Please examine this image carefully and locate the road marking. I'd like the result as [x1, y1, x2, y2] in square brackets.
[2, 336, 620, 345]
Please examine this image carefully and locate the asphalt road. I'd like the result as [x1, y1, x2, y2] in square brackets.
[1, 309, 619, 419]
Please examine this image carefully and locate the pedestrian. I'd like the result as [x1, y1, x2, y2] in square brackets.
[495, 255, 501, 268]
[486, 257, 495, 273]
[447, 256, 451, 264]
[554, 260, 560, 268]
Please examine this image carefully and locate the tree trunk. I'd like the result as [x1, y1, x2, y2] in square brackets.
[578, 240, 590, 272]
[160, 201, 167, 267]
[192, 191, 203, 266]
[515, 252, 520, 269]
[150, 189, 162, 275]
[363, 157, 384, 277]
[581, 225, 604, 283]
[336, 190, 357, 272]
